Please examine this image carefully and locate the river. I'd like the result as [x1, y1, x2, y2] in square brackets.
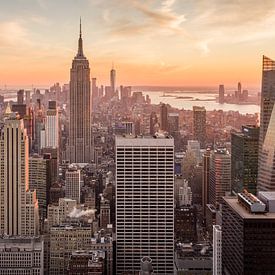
[144, 91, 260, 114]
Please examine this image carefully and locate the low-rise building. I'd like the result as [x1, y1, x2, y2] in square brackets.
[0, 236, 44, 275]
[50, 223, 93, 275]
[67, 250, 105, 275]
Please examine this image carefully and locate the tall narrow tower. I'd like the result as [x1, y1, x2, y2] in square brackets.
[68, 19, 92, 163]
[110, 63, 116, 97]
[193, 106, 206, 148]
[45, 100, 59, 148]
[160, 103, 168, 132]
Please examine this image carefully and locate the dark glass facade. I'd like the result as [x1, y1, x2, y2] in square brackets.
[258, 56, 275, 191]
[231, 125, 259, 194]
[222, 197, 275, 274]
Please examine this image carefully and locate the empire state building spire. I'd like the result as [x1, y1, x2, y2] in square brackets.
[76, 17, 85, 58]
[69, 19, 92, 163]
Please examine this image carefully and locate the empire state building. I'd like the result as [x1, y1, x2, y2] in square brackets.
[68, 20, 92, 163]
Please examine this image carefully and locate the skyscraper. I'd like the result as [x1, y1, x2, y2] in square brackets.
[25, 90, 31, 107]
[91, 77, 98, 109]
[209, 148, 231, 207]
[45, 100, 59, 148]
[222, 192, 275, 274]
[213, 225, 222, 275]
[218, 84, 225, 104]
[160, 103, 168, 132]
[110, 64, 116, 96]
[202, 148, 211, 219]
[193, 106, 206, 147]
[168, 113, 179, 136]
[149, 111, 158, 135]
[231, 125, 259, 194]
[29, 154, 51, 223]
[116, 135, 174, 274]
[258, 55, 275, 191]
[68, 19, 92, 163]
[17, 89, 24, 104]
[0, 113, 39, 235]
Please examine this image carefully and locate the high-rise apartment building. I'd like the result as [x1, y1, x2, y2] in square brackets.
[213, 225, 222, 275]
[68, 20, 92, 163]
[65, 165, 81, 203]
[116, 135, 174, 274]
[45, 100, 59, 148]
[0, 114, 39, 236]
[258, 56, 275, 191]
[231, 125, 259, 194]
[193, 106, 206, 147]
[222, 192, 275, 274]
[209, 148, 231, 207]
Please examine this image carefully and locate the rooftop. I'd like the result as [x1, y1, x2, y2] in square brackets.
[223, 196, 275, 219]
[214, 148, 229, 155]
[258, 191, 275, 200]
[206, 204, 217, 213]
[116, 134, 174, 146]
[0, 236, 42, 242]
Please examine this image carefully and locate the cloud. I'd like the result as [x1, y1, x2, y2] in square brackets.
[0, 21, 30, 48]
[132, 0, 186, 30]
[196, 39, 211, 56]
[161, 0, 176, 13]
[159, 61, 180, 72]
[110, 19, 149, 36]
[36, 0, 47, 9]
[29, 15, 51, 26]
[108, 0, 187, 38]
[102, 9, 110, 23]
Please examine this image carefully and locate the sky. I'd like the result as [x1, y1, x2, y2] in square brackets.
[1, 0, 275, 89]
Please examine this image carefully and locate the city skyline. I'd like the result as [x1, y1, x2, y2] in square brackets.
[1, 2, 275, 274]
[1, 0, 275, 87]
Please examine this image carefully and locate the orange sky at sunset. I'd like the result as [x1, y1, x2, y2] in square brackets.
[1, 0, 275, 89]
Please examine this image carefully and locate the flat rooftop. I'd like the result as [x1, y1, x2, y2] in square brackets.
[223, 196, 275, 219]
[116, 134, 174, 147]
[175, 257, 212, 270]
[259, 191, 275, 200]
